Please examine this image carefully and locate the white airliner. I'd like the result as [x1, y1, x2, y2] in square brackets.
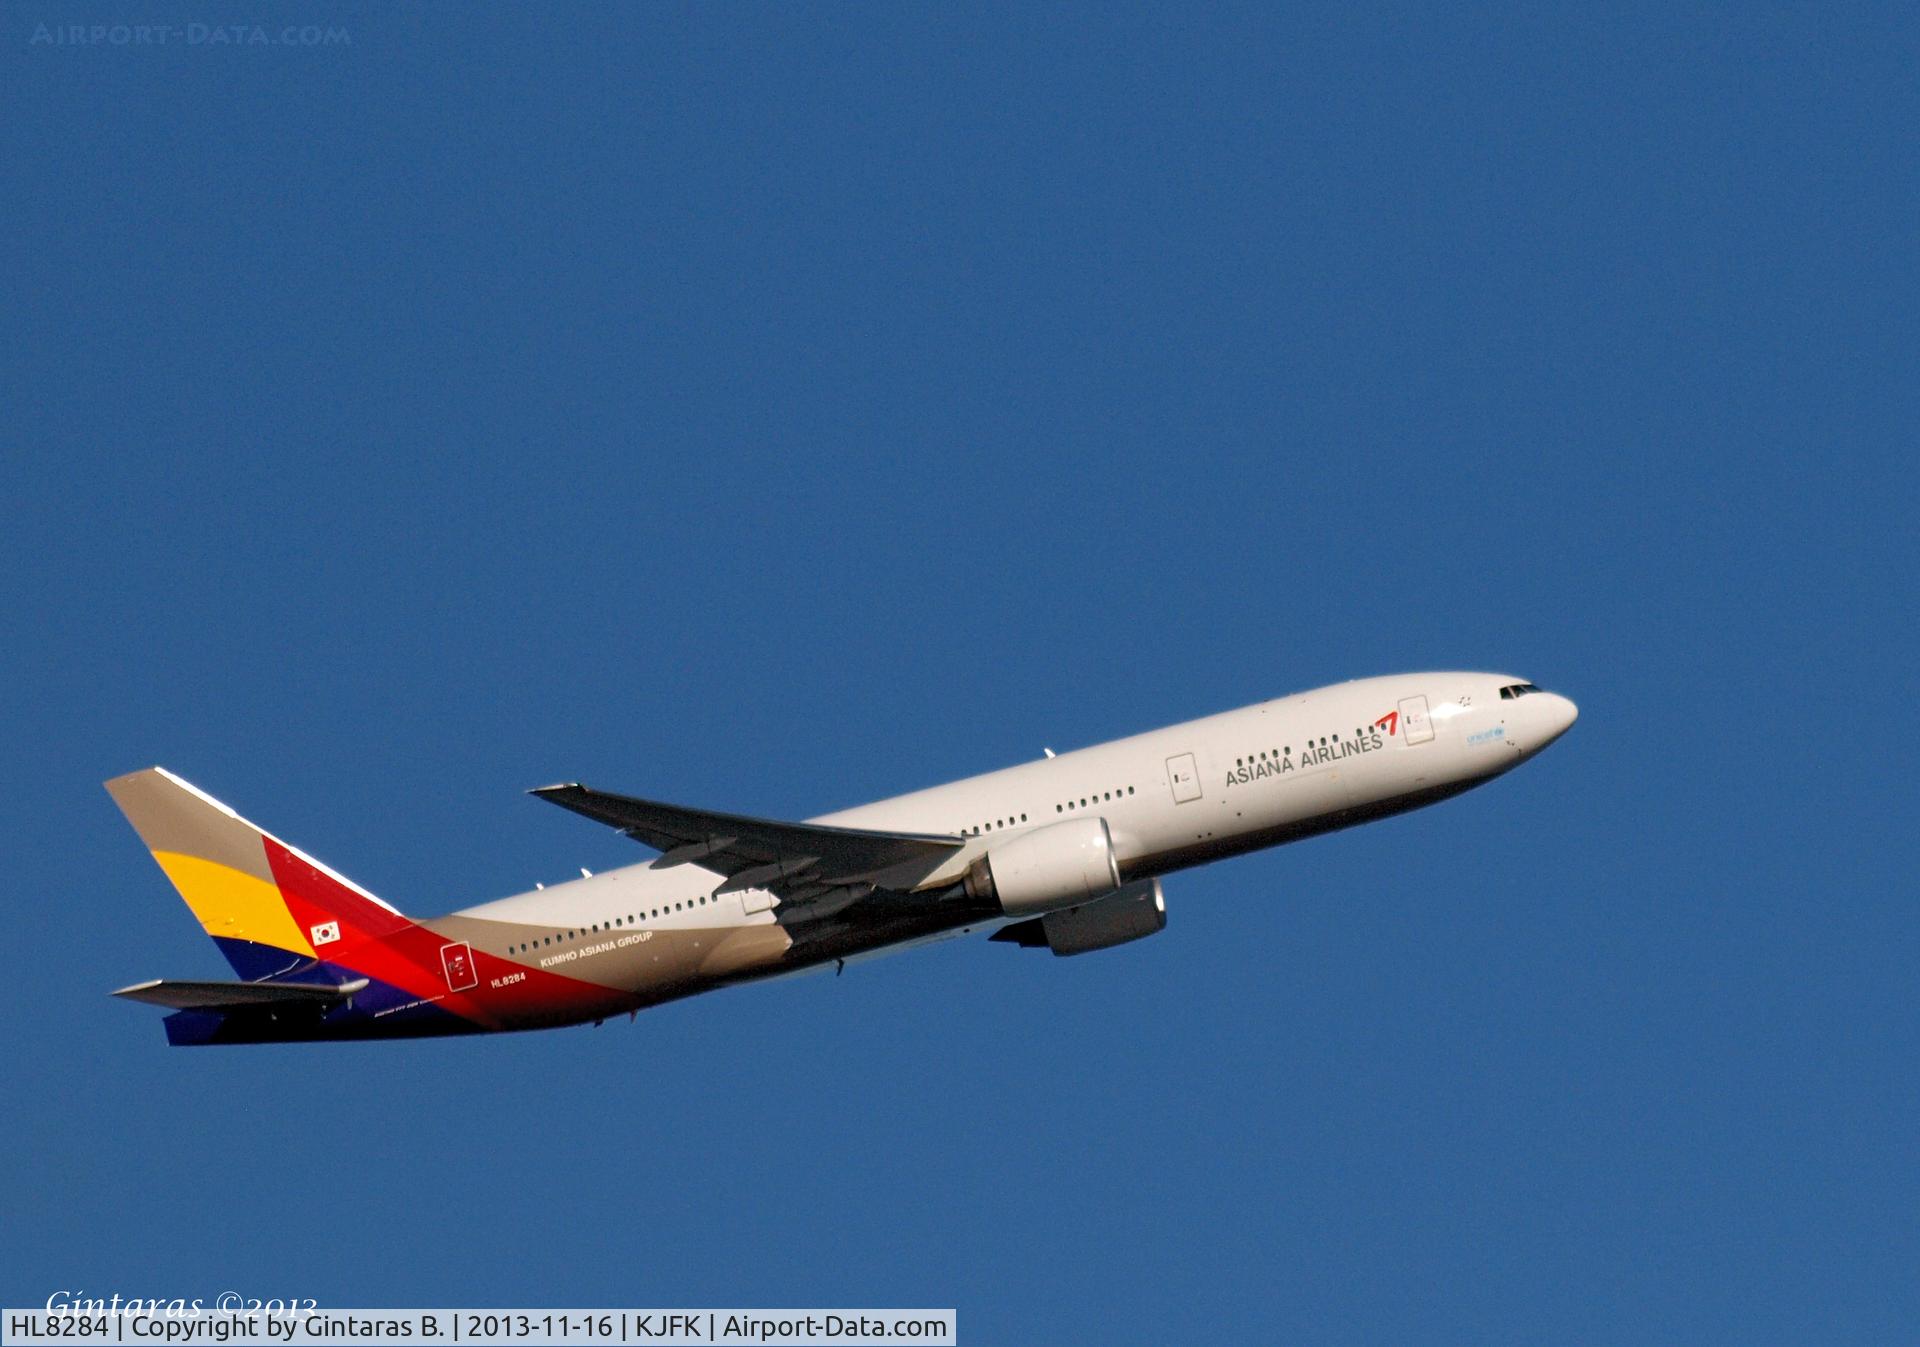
[105, 672, 1576, 1044]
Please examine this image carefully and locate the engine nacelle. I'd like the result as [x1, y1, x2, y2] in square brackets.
[1040, 878, 1167, 956]
[964, 817, 1120, 917]
[989, 878, 1168, 956]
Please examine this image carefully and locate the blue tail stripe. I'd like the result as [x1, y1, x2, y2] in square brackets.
[209, 936, 311, 981]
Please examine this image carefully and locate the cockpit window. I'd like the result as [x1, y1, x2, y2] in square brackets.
[1498, 682, 1543, 700]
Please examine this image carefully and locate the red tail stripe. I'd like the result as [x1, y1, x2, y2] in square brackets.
[262, 838, 639, 1028]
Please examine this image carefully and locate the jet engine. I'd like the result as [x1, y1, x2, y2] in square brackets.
[963, 817, 1120, 917]
[990, 878, 1167, 956]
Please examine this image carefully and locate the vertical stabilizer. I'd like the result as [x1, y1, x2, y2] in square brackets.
[104, 767, 408, 980]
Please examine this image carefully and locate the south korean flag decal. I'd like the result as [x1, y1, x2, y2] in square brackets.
[309, 920, 341, 947]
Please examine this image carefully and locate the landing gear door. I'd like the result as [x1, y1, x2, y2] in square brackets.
[1166, 752, 1203, 803]
[1398, 695, 1434, 745]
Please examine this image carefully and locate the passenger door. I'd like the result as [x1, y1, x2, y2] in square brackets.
[440, 941, 477, 992]
[1398, 694, 1434, 745]
[1166, 752, 1203, 803]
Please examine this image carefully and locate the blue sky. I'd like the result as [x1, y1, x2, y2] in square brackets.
[2, 4, 1914, 1342]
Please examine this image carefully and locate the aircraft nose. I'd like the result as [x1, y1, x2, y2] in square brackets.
[1536, 692, 1578, 748]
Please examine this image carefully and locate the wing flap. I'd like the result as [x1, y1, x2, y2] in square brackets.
[111, 977, 369, 1010]
[529, 783, 964, 899]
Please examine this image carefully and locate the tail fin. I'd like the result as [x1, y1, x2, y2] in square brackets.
[105, 767, 410, 981]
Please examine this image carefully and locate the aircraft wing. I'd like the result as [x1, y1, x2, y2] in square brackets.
[110, 977, 369, 1010]
[530, 783, 965, 904]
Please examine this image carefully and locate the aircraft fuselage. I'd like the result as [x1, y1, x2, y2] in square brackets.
[434, 671, 1577, 1030]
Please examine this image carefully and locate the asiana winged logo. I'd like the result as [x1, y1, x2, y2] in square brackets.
[1373, 711, 1398, 735]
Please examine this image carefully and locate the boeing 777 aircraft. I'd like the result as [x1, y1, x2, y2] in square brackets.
[107, 672, 1576, 1045]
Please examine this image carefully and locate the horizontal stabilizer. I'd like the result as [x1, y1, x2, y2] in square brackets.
[111, 977, 369, 1011]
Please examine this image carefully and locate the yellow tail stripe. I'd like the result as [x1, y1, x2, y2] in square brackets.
[152, 851, 317, 957]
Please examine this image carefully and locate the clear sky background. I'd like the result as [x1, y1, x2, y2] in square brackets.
[3, 4, 1915, 1343]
